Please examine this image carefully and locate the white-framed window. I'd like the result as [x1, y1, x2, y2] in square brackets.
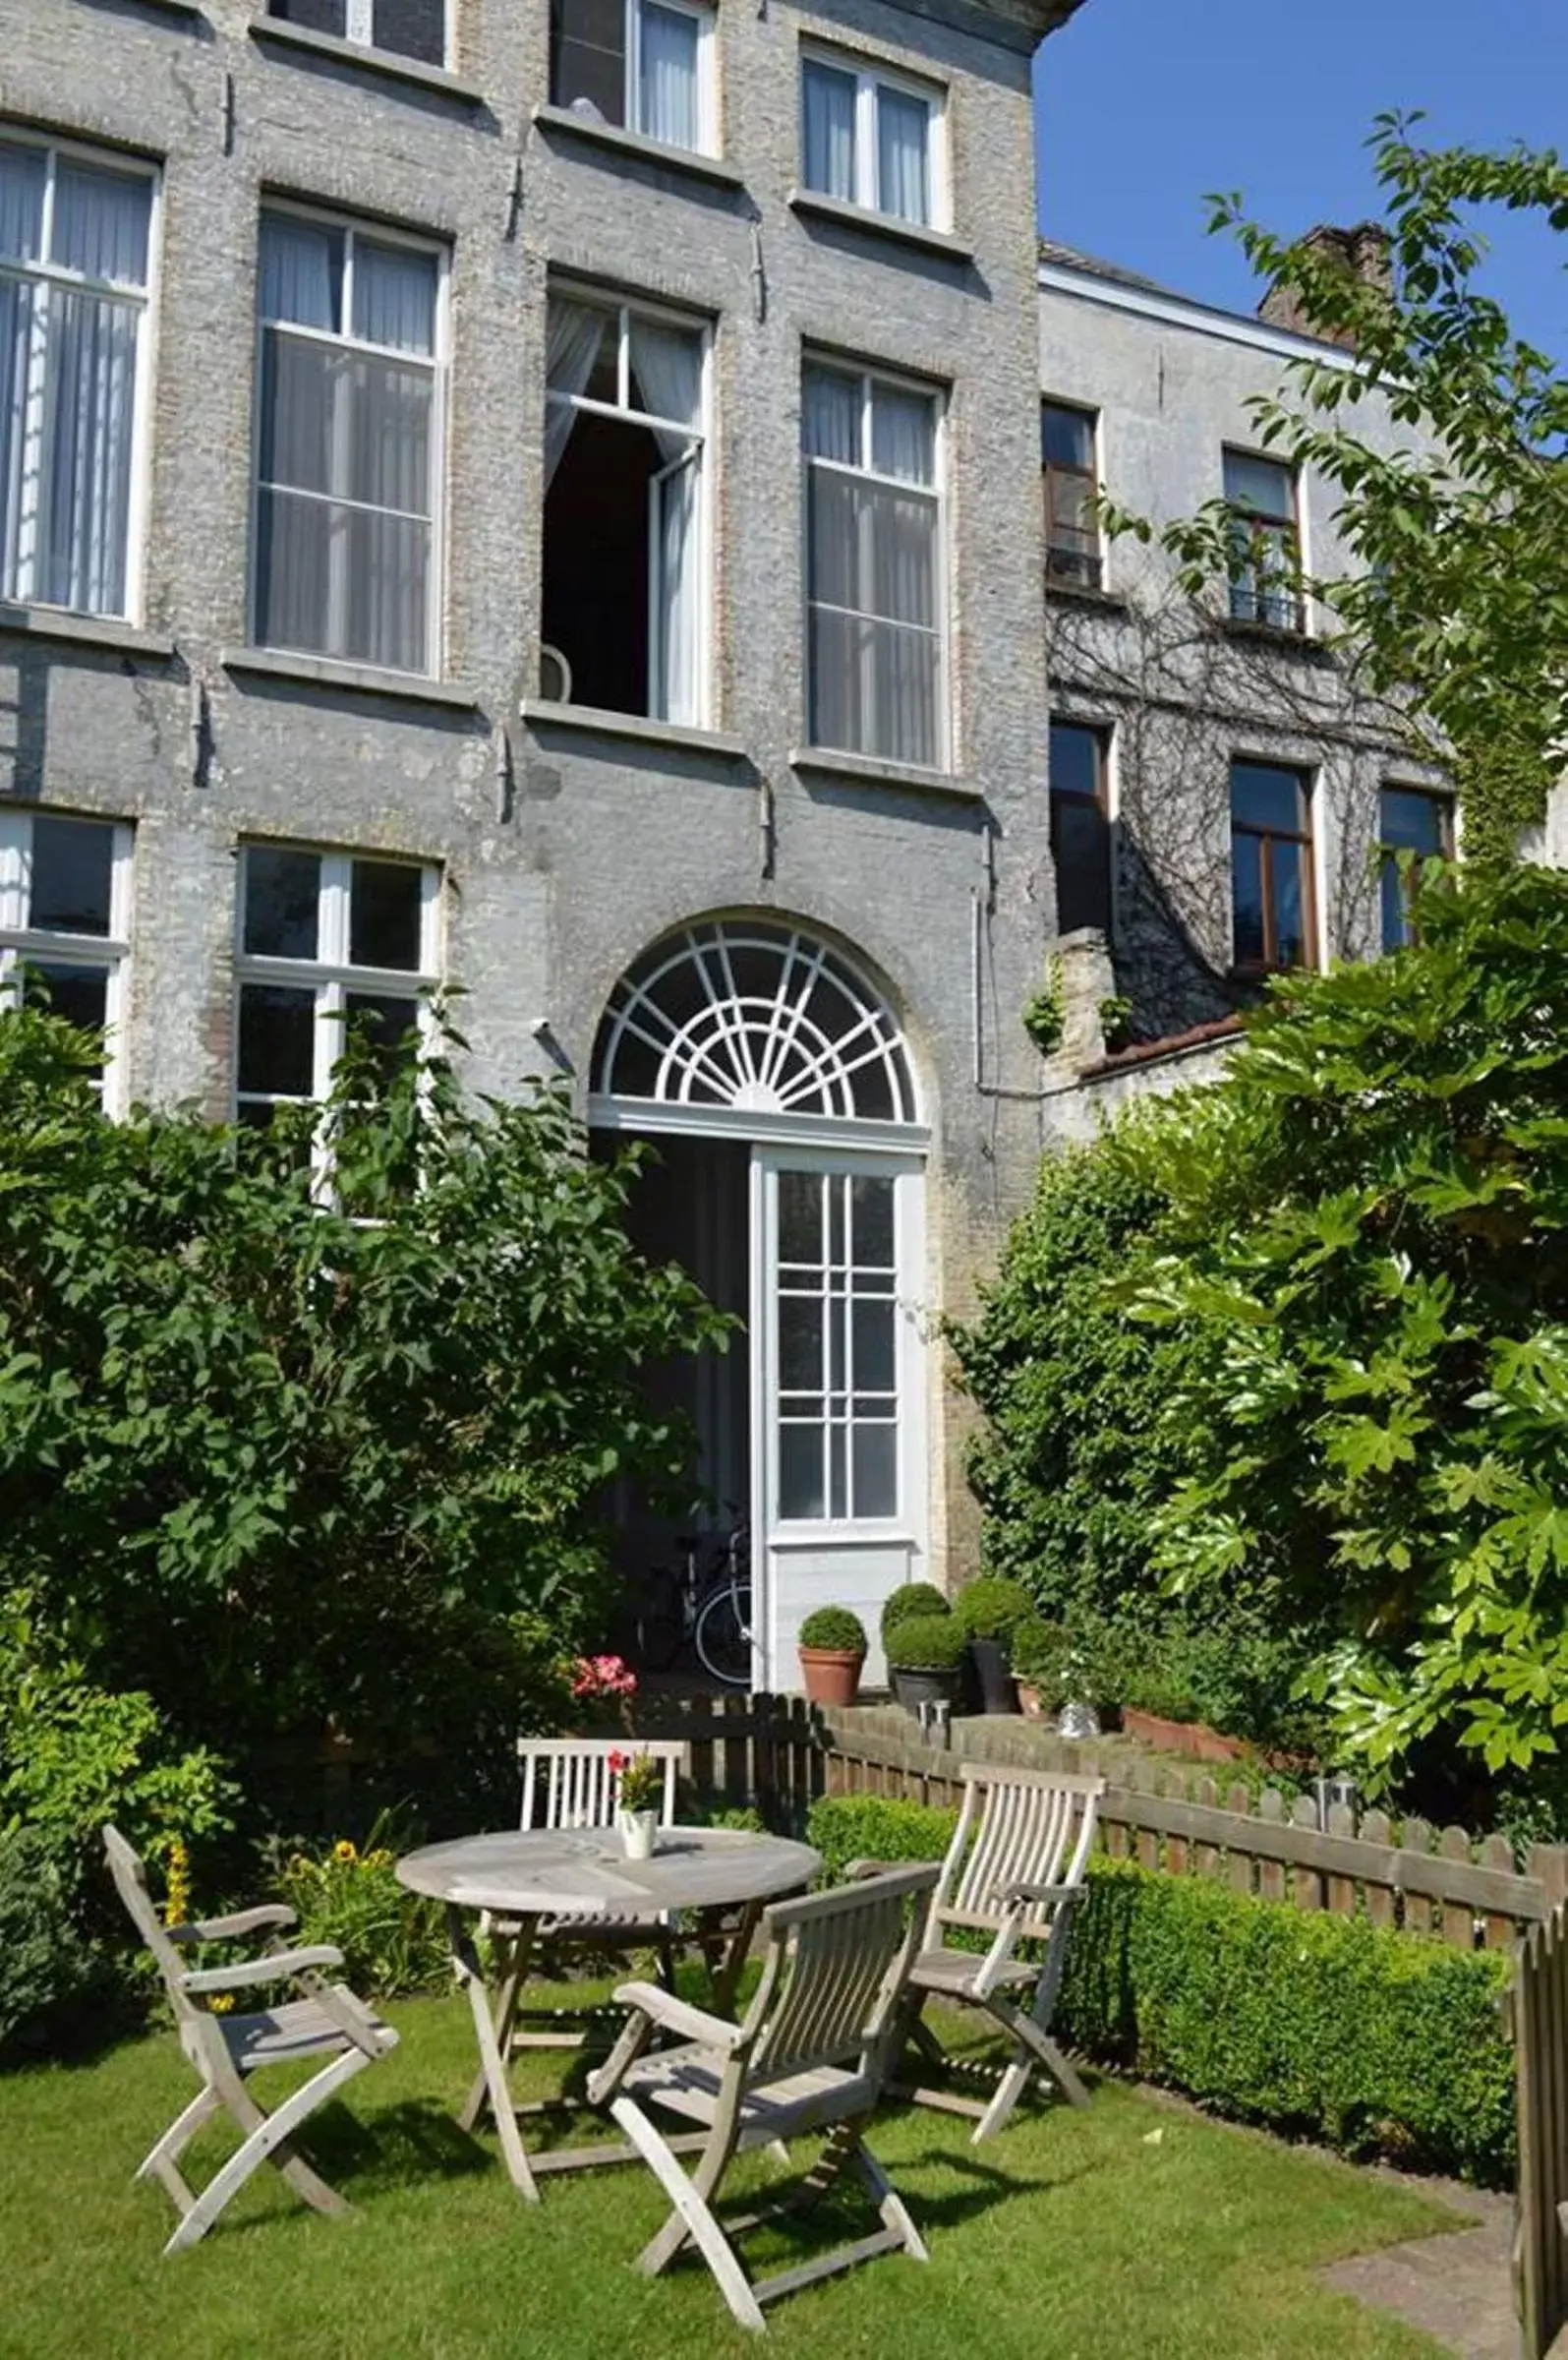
[252, 207, 446, 677]
[0, 808, 133, 1106]
[234, 845, 439, 1146]
[1223, 446, 1304, 632]
[265, 0, 447, 70]
[802, 359, 945, 769]
[542, 288, 708, 726]
[1041, 399, 1102, 591]
[800, 47, 944, 228]
[551, 0, 717, 156]
[0, 131, 156, 621]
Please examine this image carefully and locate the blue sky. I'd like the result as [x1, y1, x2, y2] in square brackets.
[1033, 0, 1566, 361]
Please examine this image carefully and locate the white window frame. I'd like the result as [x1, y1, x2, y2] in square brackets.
[0, 127, 159, 625]
[1222, 444, 1306, 634]
[249, 202, 449, 679]
[0, 807, 134, 1112]
[275, 0, 450, 70]
[233, 844, 441, 1175]
[801, 355, 949, 772]
[798, 43, 948, 229]
[1041, 395, 1104, 591]
[630, 0, 717, 153]
[546, 284, 712, 728]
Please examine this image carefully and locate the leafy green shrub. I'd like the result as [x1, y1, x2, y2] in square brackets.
[273, 1822, 448, 1998]
[798, 1608, 867, 1654]
[953, 1578, 1034, 1644]
[0, 1829, 104, 2064]
[807, 1796, 1514, 2183]
[880, 1584, 950, 1644]
[885, 1614, 968, 1671]
[1011, 1618, 1071, 1703]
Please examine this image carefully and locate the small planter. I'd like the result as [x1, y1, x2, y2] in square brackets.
[890, 1666, 961, 1720]
[798, 1645, 864, 1708]
[967, 1637, 1018, 1716]
[616, 1807, 660, 1860]
[1122, 1706, 1248, 1763]
[1016, 1680, 1045, 1720]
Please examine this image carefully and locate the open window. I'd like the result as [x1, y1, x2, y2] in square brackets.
[550, 0, 716, 154]
[541, 291, 707, 727]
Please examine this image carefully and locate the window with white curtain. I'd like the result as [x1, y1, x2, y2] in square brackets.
[253, 209, 444, 677]
[265, 0, 447, 70]
[802, 360, 945, 769]
[800, 49, 942, 227]
[235, 844, 438, 1147]
[0, 133, 155, 621]
[551, 0, 717, 156]
[0, 808, 133, 1106]
[541, 290, 707, 726]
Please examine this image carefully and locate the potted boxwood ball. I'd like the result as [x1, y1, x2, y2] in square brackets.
[797, 1606, 867, 1707]
[954, 1577, 1034, 1715]
[886, 1612, 968, 1719]
[880, 1581, 951, 1656]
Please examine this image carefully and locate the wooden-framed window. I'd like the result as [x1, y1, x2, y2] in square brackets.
[1230, 760, 1314, 972]
[0, 130, 157, 622]
[1041, 401, 1101, 591]
[0, 807, 134, 1107]
[1223, 447, 1302, 631]
[799, 45, 945, 228]
[266, 0, 447, 69]
[1379, 784, 1453, 950]
[1050, 719, 1112, 935]
[552, 0, 718, 156]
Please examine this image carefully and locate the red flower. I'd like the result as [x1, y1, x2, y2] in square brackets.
[608, 1748, 630, 1774]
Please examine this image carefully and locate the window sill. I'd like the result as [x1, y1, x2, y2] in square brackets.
[1216, 612, 1319, 652]
[222, 646, 480, 708]
[521, 698, 748, 759]
[1044, 576, 1127, 615]
[248, 18, 487, 106]
[87, 0, 204, 16]
[787, 188, 974, 265]
[532, 105, 745, 191]
[789, 745, 980, 801]
[0, 605, 176, 660]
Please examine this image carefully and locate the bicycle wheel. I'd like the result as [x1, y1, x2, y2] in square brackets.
[636, 1565, 685, 1672]
[694, 1579, 752, 1687]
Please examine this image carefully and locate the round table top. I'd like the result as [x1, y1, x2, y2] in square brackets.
[395, 1824, 821, 1918]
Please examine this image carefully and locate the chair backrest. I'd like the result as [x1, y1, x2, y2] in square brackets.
[745, 1862, 939, 2090]
[932, 1765, 1104, 1947]
[102, 1824, 199, 2024]
[516, 1738, 683, 1832]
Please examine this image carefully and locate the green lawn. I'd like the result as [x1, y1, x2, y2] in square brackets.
[0, 1990, 1466, 2359]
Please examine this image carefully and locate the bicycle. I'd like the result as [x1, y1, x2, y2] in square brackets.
[635, 1519, 753, 1688]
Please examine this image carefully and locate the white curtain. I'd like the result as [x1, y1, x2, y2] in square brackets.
[543, 297, 605, 487]
[802, 60, 855, 201]
[352, 237, 436, 354]
[259, 214, 340, 329]
[629, 319, 703, 724]
[876, 88, 930, 224]
[638, 1, 700, 149]
[0, 146, 148, 617]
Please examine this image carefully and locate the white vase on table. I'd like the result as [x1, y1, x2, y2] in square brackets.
[617, 1807, 659, 1861]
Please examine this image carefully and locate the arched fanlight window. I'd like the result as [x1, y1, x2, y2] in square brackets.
[593, 919, 917, 1125]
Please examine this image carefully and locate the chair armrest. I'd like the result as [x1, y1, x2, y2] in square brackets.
[844, 1856, 944, 1882]
[1004, 1881, 1081, 1909]
[167, 1904, 298, 1945]
[181, 1945, 345, 1993]
[611, 1979, 748, 2053]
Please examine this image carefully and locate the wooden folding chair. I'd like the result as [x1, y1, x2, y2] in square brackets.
[582, 1860, 941, 2333]
[855, 1762, 1104, 2142]
[460, 1738, 686, 2133]
[102, 1825, 398, 2254]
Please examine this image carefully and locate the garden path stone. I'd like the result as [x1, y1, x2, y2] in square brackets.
[1320, 2179, 1519, 2360]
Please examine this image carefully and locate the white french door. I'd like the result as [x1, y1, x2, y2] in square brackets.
[749, 1148, 927, 1690]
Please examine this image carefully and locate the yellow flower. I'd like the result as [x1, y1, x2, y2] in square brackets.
[365, 1849, 393, 1870]
[332, 1839, 358, 1864]
[206, 1993, 235, 2015]
[163, 1837, 192, 1929]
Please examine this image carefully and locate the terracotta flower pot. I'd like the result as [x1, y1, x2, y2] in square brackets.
[1121, 1705, 1248, 1763]
[1016, 1681, 1044, 1720]
[798, 1645, 864, 1708]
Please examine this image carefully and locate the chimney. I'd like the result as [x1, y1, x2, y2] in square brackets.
[1257, 222, 1391, 349]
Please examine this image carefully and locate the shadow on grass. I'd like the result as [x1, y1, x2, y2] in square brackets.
[301, 2097, 493, 2195]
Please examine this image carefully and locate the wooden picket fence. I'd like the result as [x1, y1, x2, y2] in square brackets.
[1515, 1904, 1568, 2356]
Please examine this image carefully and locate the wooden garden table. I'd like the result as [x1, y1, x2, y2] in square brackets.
[395, 1824, 820, 2199]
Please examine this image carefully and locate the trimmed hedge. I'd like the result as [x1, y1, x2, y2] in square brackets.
[805, 1795, 1515, 2186]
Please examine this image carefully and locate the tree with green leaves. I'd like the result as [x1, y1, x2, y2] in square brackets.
[1128, 115, 1568, 863]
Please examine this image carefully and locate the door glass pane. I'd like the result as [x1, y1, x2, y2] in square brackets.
[350, 859, 423, 971]
[29, 816, 114, 935]
[779, 1424, 824, 1520]
[851, 1425, 897, 1518]
[238, 983, 316, 1094]
[829, 1425, 847, 1520]
[779, 1295, 823, 1391]
[851, 1297, 895, 1392]
[850, 1173, 894, 1267]
[778, 1169, 822, 1266]
[244, 849, 320, 958]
